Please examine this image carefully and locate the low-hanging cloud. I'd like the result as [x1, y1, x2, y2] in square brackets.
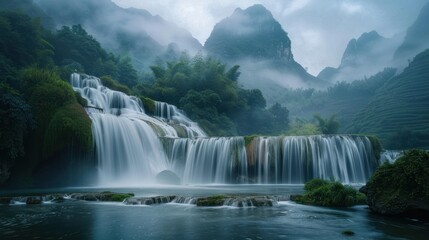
[113, 0, 428, 75]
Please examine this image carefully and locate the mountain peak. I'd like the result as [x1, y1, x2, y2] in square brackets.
[394, 2, 429, 61]
[243, 4, 273, 17]
[205, 4, 292, 61]
[340, 30, 386, 68]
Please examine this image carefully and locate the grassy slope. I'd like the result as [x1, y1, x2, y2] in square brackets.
[350, 49, 429, 148]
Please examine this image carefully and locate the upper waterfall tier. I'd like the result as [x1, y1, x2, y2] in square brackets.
[70, 73, 206, 138]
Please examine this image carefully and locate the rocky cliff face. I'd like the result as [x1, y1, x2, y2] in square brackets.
[318, 30, 401, 82]
[204, 4, 324, 103]
[394, 2, 429, 63]
[204, 4, 293, 62]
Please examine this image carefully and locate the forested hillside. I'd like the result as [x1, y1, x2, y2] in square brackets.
[350, 49, 429, 149]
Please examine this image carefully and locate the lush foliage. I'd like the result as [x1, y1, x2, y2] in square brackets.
[291, 179, 366, 207]
[140, 54, 290, 136]
[0, 12, 104, 186]
[313, 114, 340, 134]
[363, 149, 429, 215]
[53, 25, 138, 87]
[350, 50, 429, 148]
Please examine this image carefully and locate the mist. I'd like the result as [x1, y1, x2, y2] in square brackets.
[113, 0, 428, 75]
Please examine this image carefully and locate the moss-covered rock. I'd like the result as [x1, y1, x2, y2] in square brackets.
[43, 103, 92, 158]
[140, 96, 155, 115]
[100, 75, 131, 95]
[362, 149, 429, 216]
[196, 195, 226, 206]
[291, 179, 366, 207]
[367, 135, 382, 159]
[244, 135, 258, 146]
[70, 192, 135, 202]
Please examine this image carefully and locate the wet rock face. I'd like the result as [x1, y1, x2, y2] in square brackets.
[26, 197, 42, 204]
[124, 196, 176, 205]
[196, 195, 280, 207]
[156, 170, 181, 185]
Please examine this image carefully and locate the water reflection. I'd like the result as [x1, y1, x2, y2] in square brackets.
[1, 185, 428, 240]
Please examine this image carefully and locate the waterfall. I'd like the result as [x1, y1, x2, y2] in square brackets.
[164, 136, 379, 184]
[71, 73, 381, 186]
[71, 73, 203, 185]
[246, 136, 378, 184]
[154, 101, 206, 138]
[164, 137, 248, 184]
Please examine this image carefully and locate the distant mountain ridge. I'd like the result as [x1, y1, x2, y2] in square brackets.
[204, 4, 324, 104]
[30, 0, 202, 70]
[394, 2, 429, 64]
[318, 30, 401, 82]
[204, 4, 293, 61]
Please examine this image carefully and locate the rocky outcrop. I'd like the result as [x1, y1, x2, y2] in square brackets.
[124, 196, 176, 205]
[362, 149, 429, 217]
[69, 191, 134, 202]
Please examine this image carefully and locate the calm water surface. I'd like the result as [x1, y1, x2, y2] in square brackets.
[1, 185, 428, 239]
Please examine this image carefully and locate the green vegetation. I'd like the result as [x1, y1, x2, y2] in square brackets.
[0, 12, 126, 186]
[271, 68, 397, 132]
[196, 195, 226, 206]
[287, 118, 321, 136]
[350, 50, 429, 149]
[139, 54, 290, 136]
[244, 135, 258, 146]
[100, 191, 135, 202]
[313, 114, 340, 134]
[363, 149, 429, 216]
[291, 179, 366, 207]
[100, 76, 131, 95]
[140, 96, 156, 115]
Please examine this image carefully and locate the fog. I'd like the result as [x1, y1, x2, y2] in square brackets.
[31, 0, 428, 91]
[112, 0, 428, 75]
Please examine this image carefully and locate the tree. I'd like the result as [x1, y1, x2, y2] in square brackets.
[313, 114, 340, 134]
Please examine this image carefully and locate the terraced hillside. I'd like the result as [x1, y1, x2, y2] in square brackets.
[349, 49, 429, 149]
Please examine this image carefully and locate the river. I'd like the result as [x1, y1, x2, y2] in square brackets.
[1, 185, 427, 239]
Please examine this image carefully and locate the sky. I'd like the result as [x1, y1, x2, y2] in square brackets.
[112, 0, 428, 75]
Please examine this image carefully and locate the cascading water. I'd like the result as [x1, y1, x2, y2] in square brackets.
[246, 136, 378, 184]
[154, 101, 206, 138]
[163, 137, 248, 184]
[71, 73, 204, 185]
[71, 73, 381, 186]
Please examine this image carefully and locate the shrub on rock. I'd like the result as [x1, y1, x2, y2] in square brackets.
[291, 179, 366, 207]
[362, 149, 429, 216]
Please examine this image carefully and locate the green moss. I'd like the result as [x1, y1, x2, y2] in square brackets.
[100, 75, 131, 95]
[244, 135, 258, 146]
[367, 135, 382, 159]
[140, 96, 156, 115]
[196, 195, 226, 206]
[75, 92, 87, 107]
[43, 103, 92, 158]
[364, 149, 429, 215]
[292, 179, 366, 207]
[100, 192, 135, 202]
[172, 124, 187, 138]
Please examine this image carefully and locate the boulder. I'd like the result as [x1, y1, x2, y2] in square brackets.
[156, 170, 181, 185]
[124, 196, 176, 205]
[26, 196, 42, 204]
[363, 149, 429, 217]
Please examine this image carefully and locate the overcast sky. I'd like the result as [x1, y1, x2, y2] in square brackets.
[112, 0, 428, 75]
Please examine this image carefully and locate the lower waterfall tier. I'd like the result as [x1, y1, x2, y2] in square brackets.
[163, 135, 380, 185]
